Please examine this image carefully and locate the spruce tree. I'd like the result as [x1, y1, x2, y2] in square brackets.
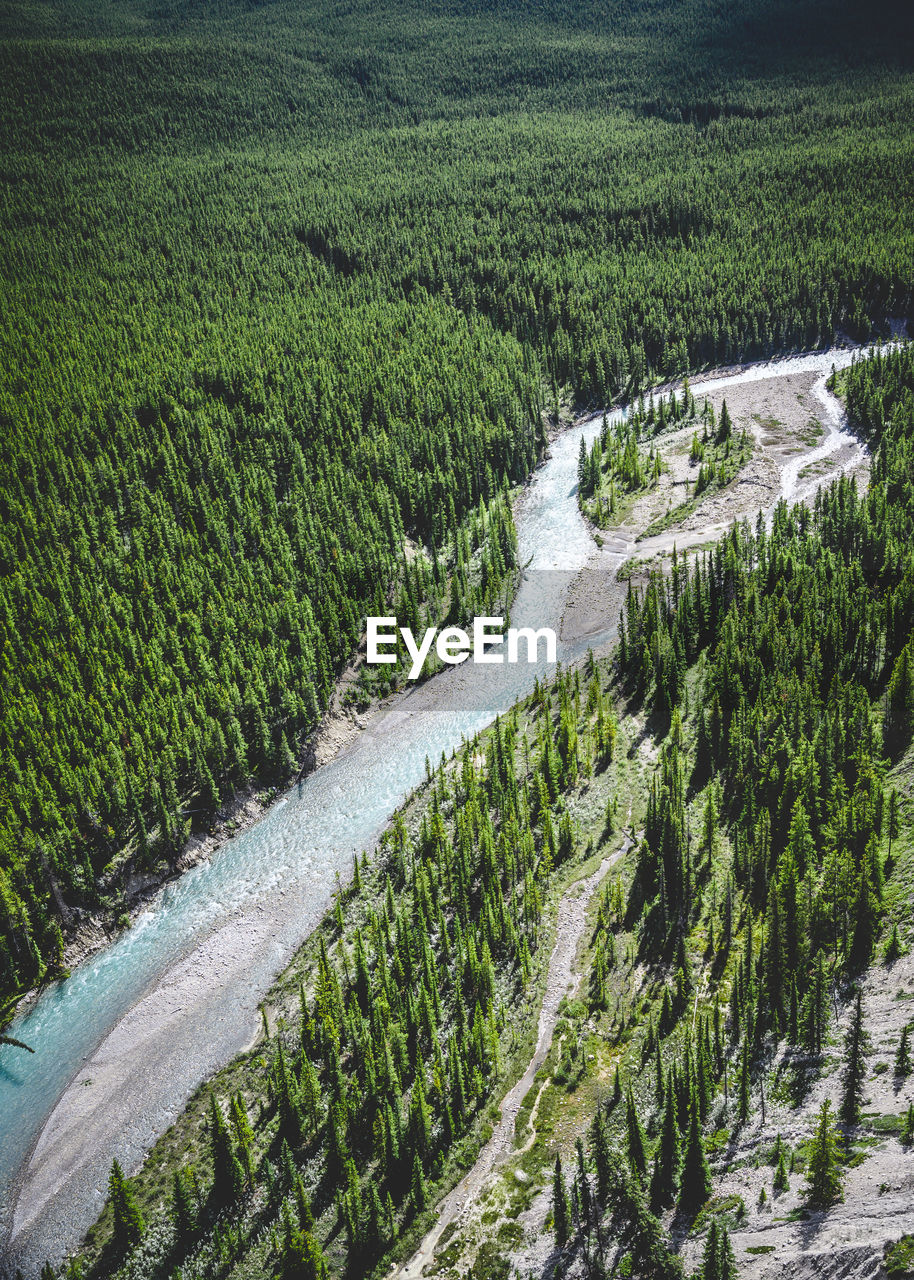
[849, 867, 877, 971]
[209, 1092, 245, 1203]
[678, 1102, 712, 1216]
[805, 1099, 843, 1207]
[895, 1023, 912, 1078]
[887, 790, 900, 870]
[170, 1167, 195, 1239]
[839, 989, 868, 1128]
[281, 1204, 327, 1280]
[773, 1144, 789, 1192]
[700, 1219, 720, 1280]
[885, 923, 902, 962]
[737, 1041, 751, 1124]
[717, 1225, 737, 1279]
[107, 1159, 144, 1256]
[575, 1137, 592, 1229]
[591, 1112, 612, 1206]
[411, 1153, 427, 1213]
[649, 1086, 681, 1211]
[625, 1087, 649, 1181]
[552, 1154, 572, 1246]
[718, 400, 733, 442]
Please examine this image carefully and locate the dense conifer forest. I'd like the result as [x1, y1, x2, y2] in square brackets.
[2, 0, 913, 1002]
[59, 349, 914, 1280]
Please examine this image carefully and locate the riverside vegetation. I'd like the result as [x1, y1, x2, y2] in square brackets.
[2, 0, 914, 1004]
[576, 388, 752, 533]
[44, 346, 914, 1280]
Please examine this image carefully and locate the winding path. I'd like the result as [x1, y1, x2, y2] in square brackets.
[392, 835, 634, 1280]
[389, 347, 886, 1280]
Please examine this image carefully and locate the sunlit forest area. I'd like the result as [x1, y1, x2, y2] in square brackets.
[71, 348, 914, 1280]
[2, 0, 914, 1003]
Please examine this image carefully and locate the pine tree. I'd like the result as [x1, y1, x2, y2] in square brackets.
[625, 1087, 649, 1181]
[410, 1154, 427, 1213]
[895, 1023, 912, 1078]
[649, 1087, 681, 1210]
[717, 1225, 737, 1280]
[107, 1159, 144, 1256]
[839, 989, 869, 1128]
[591, 1112, 612, 1206]
[209, 1092, 245, 1203]
[700, 1219, 720, 1280]
[171, 1167, 196, 1239]
[552, 1154, 572, 1246]
[805, 1099, 843, 1207]
[737, 1040, 751, 1124]
[773, 1144, 789, 1192]
[678, 1102, 712, 1216]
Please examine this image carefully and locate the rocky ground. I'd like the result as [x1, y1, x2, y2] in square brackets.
[391, 840, 634, 1280]
[399, 893, 914, 1280]
[402, 367, 912, 1280]
[561, 369, 869, 644]
[686, 952, 914, 1280]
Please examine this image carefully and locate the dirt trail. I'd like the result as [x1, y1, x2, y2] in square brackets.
[392, 835, 634, 1280]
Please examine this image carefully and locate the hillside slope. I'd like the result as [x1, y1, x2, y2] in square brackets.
[3, 0, 914, 1003]
[30, 345, 914, 1280]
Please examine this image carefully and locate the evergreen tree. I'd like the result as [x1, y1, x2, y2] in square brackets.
[887, 790, 901, 869]
[410, 1154, 427, 1214]
[839, 990, 869, 1128]
[107, 1159, 144, 1256]
[209, 1093, 245, 1203]
[552, 1154, 572, 1247]
[773, 1142, 789, 1193]
[625, 1087, 649, 1181]
[717, 1225, 737, 1280]
[678, 1103, 712, 1216]
[281, 1205, 327, 1280]
[170, 1167, 196, 1239]
[849, 868, 878, 971]
[737, 1041, 751, 1124]
[700, 1219, 721, 1280]
[591, 1112, 612, 1206]
[649, 1087, 681, 1210]
[895, 1023, 912, 1078]
[718, 400, 733, 442]
[805, 1099, 843, 1207]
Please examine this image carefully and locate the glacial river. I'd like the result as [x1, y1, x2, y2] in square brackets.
[0, 345, 877, 1273]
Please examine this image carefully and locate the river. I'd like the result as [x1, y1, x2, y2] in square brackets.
[0, 344, 878, 1274]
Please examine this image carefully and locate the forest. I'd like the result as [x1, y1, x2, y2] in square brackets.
[2, 0, 914, 1004]
[55, 348, 914, 1280]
